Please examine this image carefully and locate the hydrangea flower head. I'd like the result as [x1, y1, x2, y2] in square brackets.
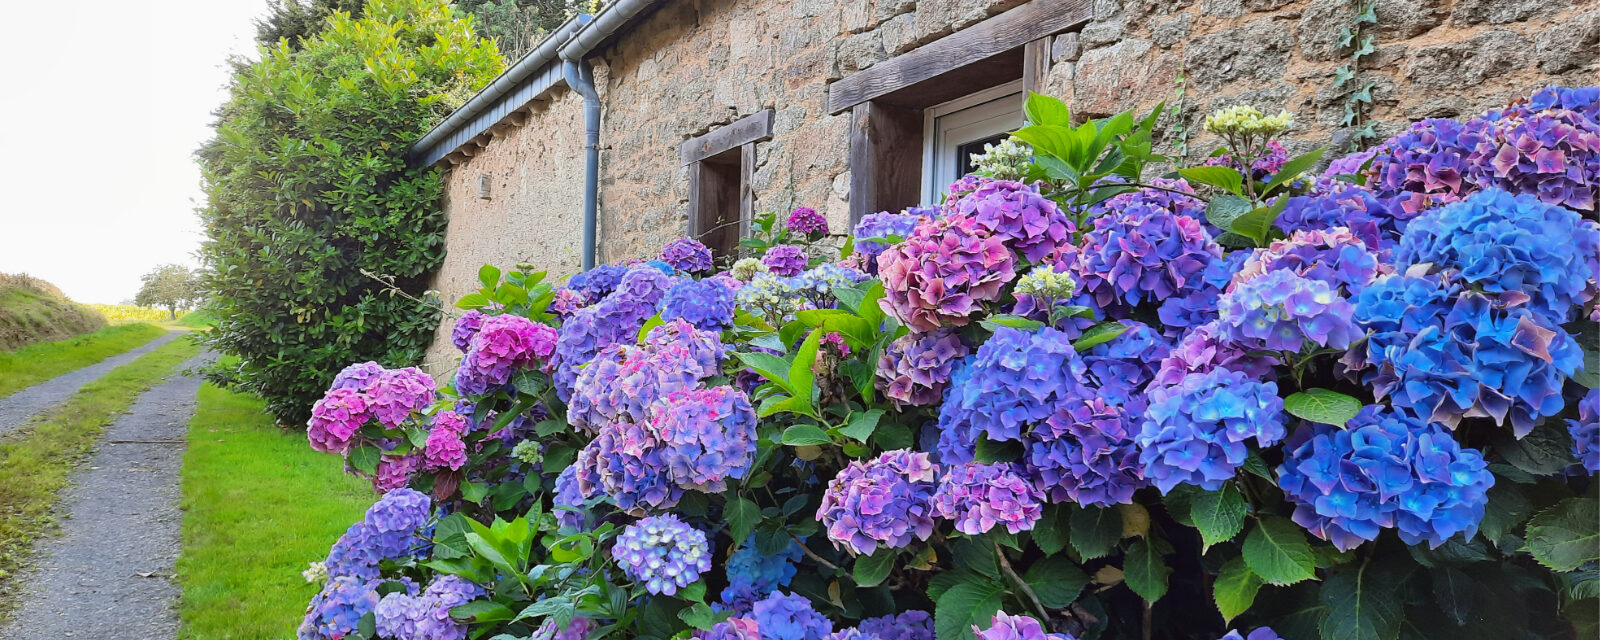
[736, 272, 810, 325]
[308, 387, 370, 454]
[721, 534, 802, 611]
[1395, 188, 1600, 320]
[1232, 227, 1384, 295]
[1278, 406, 1494, 550]
[612, 514, 711, 596]
[1363, 118, 1484, 214]
[731, 257, 770, 282]
[552, 275, 669, 401]
[1080, 321, 1170, 405]
[660, 277, 737, 332]
[1152, 321, 1279, 388]
[457, 315, 558, 396]
[1462, 102, 1600, 212]
[1205, 105, 1293, 138]
[1279, 177, 1418, 255]
[1074, 202, 1221, 310]
[763, 245, 810, 276]
[948, 179, 1074, 262]
[1014, 265, 1077, 300]
[751, 592, 834, 640]
[1218, 269, 1360, 352]
[550, 288, 588, 319]
[651, 386, 758, 492]
[297, 576, 384, 640]
[577, 420, 681, 511]
[973, 611, 1077, 640]
[1088, 177, 1205, 220]
[817, 449, 939, 555]
[1025, 392, 1147, 506]
[450, 311, 487, 353]
[875, 328, 970, 407]
[374, 575, 485, 640]
[858, 611, 935, 640]
[697, 618, 762, 640]
[567, 264, 628, 302]
[552, 465, 592, 531]
[1570, 389, 1600, 473]
[423, 411, 468, 471]
[787, 207, 829, 236]
[1216, 630, 1286, 640]
[367, 367, 436, 428]
[323, 489, 430, 580]
[1154, 250, 1249, 336]
[852, 210, 922, 269]
[931, 462, 1044, 534]
[1137, 368, 1287, 492]
[569, 321, 725, 432]
[373, 452, 420, 493]
[938, 327, 1088, 442]
[331, 361, 386, 391]
[791, 263, 868, 305]
[661, 237, 714, 273]
[877, 215, 1016, 331]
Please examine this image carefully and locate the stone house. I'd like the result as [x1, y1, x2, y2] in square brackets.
[411, 0, 1597, 371]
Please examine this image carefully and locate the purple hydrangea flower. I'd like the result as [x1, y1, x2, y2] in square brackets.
[817, 449, 939, 555]
[1025, 393, 1147, 507]
[696, 618, 762, 640]
[763, 245, 810, 277]
[1363, 117, 1486, 214]
[1570, 389, 1599, 473]
[1323, 148, 1378, 179]
[1277, 182, 1413, 255]
[877, 215, 1017, 332]
[1216, 630, 1286, 640]
[551, 288, 588, 320]
[1278, 406, 1494, 550]
[852, 211, 923, 270]
[875, 328, 970, 407]
[323, 489, 430, 580]
[857, 611, 935, 640]
[931, 462, 1044, 535]
[308, 387, 369, 454]
[373, 452, 420, 493]
[661, 237, 715, 273]
[423, 410, 468, 471]
[367, 367, 436, 428]
[1080, 321, 1170, 405]
[612, 514, 711, 596]
[1152, 321, 1280, 388]
[552, 268, 676, 401]
[1088, 177, 1205, 220]
[660, 278, 736, 332]
[298, 576, 385, 640]
[1351, 276, 1583, 436]
[1137, 368, 1287, 492]
[720, 535, 803, 611]
[532, 618, 597, 640]
[450, 311, 487, 353]
[1155, 250, 1250, 336]
[938, 327, 1088, 442]
[973, 611, 1077, 640]
[552, 465, 592, 531]
[457, 315, 558, 396]
[1461, 101, 1600, 212]
[568, 320, 724, 433]
[331, 361, 386, 391]
[577, 420, 681, 511]
[1218, 269, 1360, 352]
[1395, 188, 1600, 320]
[787, 207, 829, 236]
[567, 264, 628, 301]
[374, 575, 485, 640]
[651, 386, 759, 492]
[1232, 227, 1384, 295]
[948, 179, 1075, 263]
[752, 592, 834, 640]
[1074, 202, 1221, 311]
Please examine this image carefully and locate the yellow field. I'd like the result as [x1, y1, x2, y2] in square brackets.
[88, 304, 172, 324]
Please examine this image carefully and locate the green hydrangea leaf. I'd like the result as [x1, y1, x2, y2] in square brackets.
[1213, 556, 1262, 623]
[1124, 536, 1172, 603]
[1524, 497, 1600, 572]
[1192, 482, 1249, 550]
[1242, 516, 1315, 586]
[1283, 388, 1363, 426]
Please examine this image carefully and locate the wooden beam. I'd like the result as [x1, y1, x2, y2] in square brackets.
[826, 0, 1092, 114]
[738, 142, 756, 241]
[679, 109, 775, 166]
[847, 101, 923, 226]
[1022, 37, 1051, 95]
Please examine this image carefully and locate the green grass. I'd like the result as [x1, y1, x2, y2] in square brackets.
[175, 309, 217, 330]
[0, 335, 200, 621]
[0, 282, 106, 351]
[177, 383, 374, 640]
[0, 322, 168, 399]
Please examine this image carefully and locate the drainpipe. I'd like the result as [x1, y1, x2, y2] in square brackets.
[563, 58, 601, 270]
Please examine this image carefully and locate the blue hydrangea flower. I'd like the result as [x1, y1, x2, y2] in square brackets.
[651, 386, 759, 492]
[1088, 177, 1205, 221]
[567, 264, 628, 302]
[1156, 251, 1250, 337]
[1218, 269, 1360, 352]
[1568, 388, 1599, 473]
[853, 210, 923, 269]
[323, 489, 432, 580]
[751, 592, 834, 640]
[1137, 368, 1287, 492]
[660, 278, 736, 332]
[612, 514, 711, 596]
[1216, 629, 1286, 640]
[857, 611, 934, 640]
[720, 535, 803, 612]
[1073, 201, 1222, 312]
[552, 465, 592, 531]
[575, 420, 681, 511]
[791, 264, 869, 306]
[1080, 321, 1170, 405]
[1395, 188, 1600, 321]
[1232, 227, 1384, 296]
[817, 450, 939, 555]
[938, 327, 1089, 442]
[298, 576, 389, 640]
[552, 267, 676, 401]
[1025, 394, 1147, 507]
[1278, 406, 1494, 550]
[331, 361, 386, 390]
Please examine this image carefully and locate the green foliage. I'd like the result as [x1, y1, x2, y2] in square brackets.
[254, 0, 368, 49]
[452, 0, 601, 61]
[134, 263, 204, 319]
[1283, 388, 1364, 426]
[198, 0, 503, 423]
[0, 274, 107, 352]
[1334, 0, 1381, 151]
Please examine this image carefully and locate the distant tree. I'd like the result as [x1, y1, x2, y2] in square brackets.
[254, 0, 367, 49]
[135, 264, 203, 319]
[452, 0, 601, 61]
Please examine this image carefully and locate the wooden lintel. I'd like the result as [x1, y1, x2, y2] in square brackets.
[679, 109, 775, 166]
[825, 0, 1092, 114]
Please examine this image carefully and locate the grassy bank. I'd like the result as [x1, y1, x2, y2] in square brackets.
[0, 275, 106, 352]
[176, 383, 373, 639]
[0, 335, 200, 620]
[0, 322, 168, 399]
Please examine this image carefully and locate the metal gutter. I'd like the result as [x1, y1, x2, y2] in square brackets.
[408, 14, 590, 165]
[558, 0, 661, 62]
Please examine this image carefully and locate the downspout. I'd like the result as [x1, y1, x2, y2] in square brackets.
[562, 58, 601, 270]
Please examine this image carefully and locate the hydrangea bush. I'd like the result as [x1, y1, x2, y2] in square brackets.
[294, 88, 1600, 640]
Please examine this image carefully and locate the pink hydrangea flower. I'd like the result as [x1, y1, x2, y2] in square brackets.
[877, 216, 1016, 332]
[308, 387, 370, 454]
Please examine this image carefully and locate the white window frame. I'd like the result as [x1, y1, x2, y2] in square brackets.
[921, 80, 1025, 205]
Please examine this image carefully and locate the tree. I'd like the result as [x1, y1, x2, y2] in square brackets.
[134, 264, 202, 319]
[254, 0, 367, 49]
[198, 0, 504, 423]
[452, 0, 599, 61]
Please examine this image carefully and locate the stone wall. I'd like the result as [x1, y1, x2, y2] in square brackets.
[424, 89, 589, 373]
[1042, 0, 1599, 156]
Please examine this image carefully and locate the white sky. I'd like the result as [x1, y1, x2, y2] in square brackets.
[0, 1, 269, 304]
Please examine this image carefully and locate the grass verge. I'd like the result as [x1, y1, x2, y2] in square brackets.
[0, 322, 168, 398]
[176, 383, 373, 640]
[0, 335, 200, 620]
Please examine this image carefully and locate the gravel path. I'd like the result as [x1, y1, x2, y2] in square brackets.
[0, 352, 213, 640]
[0, 330, 185, 438]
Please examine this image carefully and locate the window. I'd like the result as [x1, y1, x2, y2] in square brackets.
[680, 110, 774, 261]
[921, 81, 1024, 204]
